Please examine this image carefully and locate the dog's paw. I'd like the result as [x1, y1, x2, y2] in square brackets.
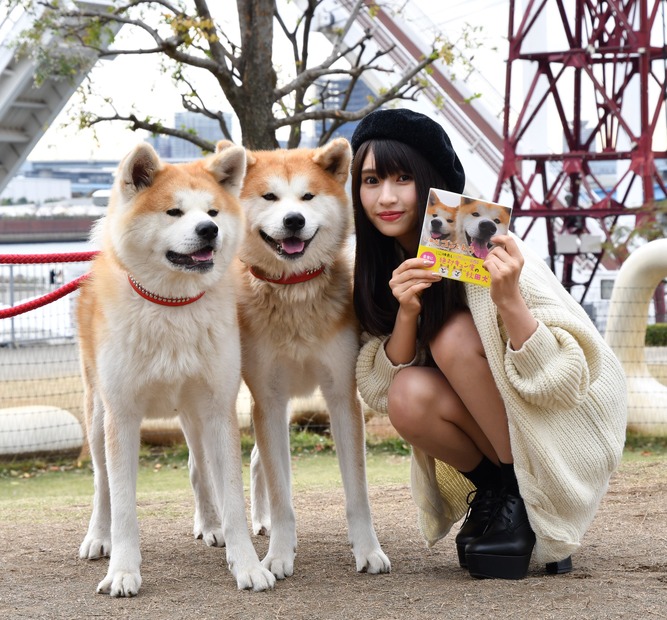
[251, 501, 271, 536]
[261, 552, 295, 580]
[234, 565, 276, 592]
[227, 548, 276, 591]
[354, 547, 391, 575]
[251, 510, 271, 536]
[193, 506, 224, 545]
[79, 536, 111, 560]
[252, 521, 270, 536]
[97, 570, 142, 597]
[194, 525, 226, 548]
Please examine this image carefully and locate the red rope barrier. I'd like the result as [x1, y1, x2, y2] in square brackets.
[0, 274, 91, 320]
[0, 252, 98, 319]
[0, 251, 99, 264]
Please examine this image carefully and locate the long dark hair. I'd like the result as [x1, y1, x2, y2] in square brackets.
[352, 139, 467, 348]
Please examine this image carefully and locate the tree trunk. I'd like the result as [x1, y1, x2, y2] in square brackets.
[235, 0, 279, 149]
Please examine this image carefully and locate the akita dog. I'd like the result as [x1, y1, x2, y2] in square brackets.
[421, 191, 457, 248]
[455, 196, 512, 259]
[231, 138, 390, 579]
[77, 142, 275, 596]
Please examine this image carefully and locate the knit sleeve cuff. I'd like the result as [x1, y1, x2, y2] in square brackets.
[504, 321, 589, 408]
[356, 333, 418, 415]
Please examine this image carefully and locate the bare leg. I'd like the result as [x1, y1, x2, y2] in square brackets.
[429, 310, 513, 463]
[387, 366, 498, 471]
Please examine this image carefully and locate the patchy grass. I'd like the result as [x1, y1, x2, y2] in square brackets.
[1, 428, 663, 496]
[0, 429, 412, 506]
[623, 430, 667, 460]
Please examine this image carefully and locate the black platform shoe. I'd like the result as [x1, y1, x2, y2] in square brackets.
[455, 488, 498, 568]
[465, 491, 536, 580]
[546, 556, 573, 575]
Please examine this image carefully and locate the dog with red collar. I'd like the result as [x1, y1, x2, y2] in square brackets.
[77, 141, 274, 597]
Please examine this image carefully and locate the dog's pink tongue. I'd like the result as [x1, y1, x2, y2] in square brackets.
[191, 249, 213, 262]
[281, 237, 305, 255]
[472, 240, 490, 259]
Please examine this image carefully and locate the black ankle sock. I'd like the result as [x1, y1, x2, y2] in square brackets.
[500, 461, 520, 495]
[459, 456, 502, 491]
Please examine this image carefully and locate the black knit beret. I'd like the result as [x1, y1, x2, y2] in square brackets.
[350, 108, 466, 193]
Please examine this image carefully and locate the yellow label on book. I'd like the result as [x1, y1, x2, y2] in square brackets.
[417, 244, 493, 286]
[417, 188, 513, 287]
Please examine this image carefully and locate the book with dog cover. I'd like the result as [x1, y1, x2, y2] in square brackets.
[416, 188, 513, 288]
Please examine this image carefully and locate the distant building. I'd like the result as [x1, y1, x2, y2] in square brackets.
[1, 175, 71, 204]
[147, 111, 232, 160]
[311, 77, 376, 145]
[13, 161, 117, 198]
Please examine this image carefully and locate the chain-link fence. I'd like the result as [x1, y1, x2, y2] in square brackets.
[1, 252, 666, 461]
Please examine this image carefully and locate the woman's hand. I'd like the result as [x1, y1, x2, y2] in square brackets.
[384, 257, 440, 365]
[483, 234, 523, 310]
[483, 234, 537, 349]
[389, 257, 441, 318]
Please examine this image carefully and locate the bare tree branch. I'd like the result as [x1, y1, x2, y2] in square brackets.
[7, 0, 470, 150]
[88, 111, 218, 152]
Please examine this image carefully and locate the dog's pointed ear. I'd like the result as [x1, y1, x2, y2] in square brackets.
[215, 139, 235, 153]
[206, 144, 247, 198]
[312, 137, 351, 185]
[117, 143, 163, 200]
[243, 149, 257, 168]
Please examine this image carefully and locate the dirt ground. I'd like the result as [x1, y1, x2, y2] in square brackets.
[0, 458, 665, 620]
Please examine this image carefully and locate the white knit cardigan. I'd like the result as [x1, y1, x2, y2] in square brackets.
[356, 237, 627, 563]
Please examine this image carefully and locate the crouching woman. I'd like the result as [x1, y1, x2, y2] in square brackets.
[350, 108, 627, 579]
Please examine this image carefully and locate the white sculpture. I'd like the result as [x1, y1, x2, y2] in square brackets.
[605, 239, 667, 435]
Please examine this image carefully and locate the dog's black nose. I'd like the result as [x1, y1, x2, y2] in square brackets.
[283, 212, 305, 232]
[196, 221, 219, 241]
[431, 219, 443, 231]
[479, 220, 497, 237]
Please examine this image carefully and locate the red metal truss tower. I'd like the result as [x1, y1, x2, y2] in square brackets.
[494, 0, 667, 301]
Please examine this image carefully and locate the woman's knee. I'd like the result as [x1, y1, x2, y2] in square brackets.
[387, 368, 438, 436]
[430, 310, 484, 371]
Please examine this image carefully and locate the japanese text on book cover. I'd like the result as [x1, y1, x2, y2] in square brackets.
[416, 188, 513, 288]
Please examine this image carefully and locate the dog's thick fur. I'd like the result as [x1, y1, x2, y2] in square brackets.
[232, 138, 390, 579]
[455, 197, 511, 258]
[77, 143, 274, 597]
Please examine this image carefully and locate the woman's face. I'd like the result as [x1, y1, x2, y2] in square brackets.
[358, 149, 420, 253]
